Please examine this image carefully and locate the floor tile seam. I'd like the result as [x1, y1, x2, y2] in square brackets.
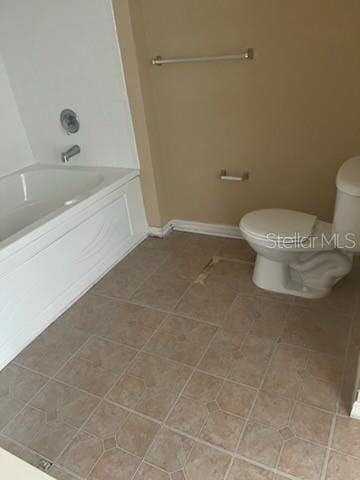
[196, 376, 227, 441]
[52, 464, 85, 480]
[10, 328, 93, 379]
[302, 351, 343, 388]
[224, 329, 281, 480]
[0, 332, 97, 437]
[129, 325, 220, 479]
[128, 278, 194, 316]
[100, 302, 196, 416]
[102, 370, 339, 426]
[12, 386, 333, 466]
[84, 443, 142, 480]
[5, 342, 318, 478]
[223, 322, 262, 383]
[271, 340, 349, 363]
[119, 250, 175, 301]
[326, 446, 360, 461]
[220, 328, 257, 380]
[290, 398, 338, 419]
[214, 255, 255, 266]
[160, 327, 219, 427]
[85, 291, 233, 333]
[320, 414, 338, 480]
[0, 438, 85, 480]
[91, 290, 267, 333]
[323, 304, 360, 480]
[53, 336, 139, 399]
[52, 393, 122, 471]
[253, 382, 338, 415]
[52, 307, 171, 472]
[277, 399, 335, 450]
[234, 452, 303, 480]
[328, 299, 359, 480]
[9, 361, 52, 380]
[83, 333, 140, 355]
[131, 458, 171, 478]
[272, 386, 301, 475]
[105, 392, 326, 457]
[99, 307, 173, 407]
[340, 309, 358, 380]
[286, 301, 355, 317]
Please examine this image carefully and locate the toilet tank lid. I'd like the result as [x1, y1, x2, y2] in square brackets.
[240, 209, 317, 242]
[336, 156, 360, 196]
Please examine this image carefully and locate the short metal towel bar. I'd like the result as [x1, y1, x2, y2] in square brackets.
[151, 48, 254, 66]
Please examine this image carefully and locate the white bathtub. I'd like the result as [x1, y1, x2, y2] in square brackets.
[0, 164, 147, 368]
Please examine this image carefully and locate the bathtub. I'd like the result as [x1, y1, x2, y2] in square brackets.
[0, 164, 147, 368]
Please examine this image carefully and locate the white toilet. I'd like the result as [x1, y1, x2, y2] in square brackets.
[239, 156, 360, 298]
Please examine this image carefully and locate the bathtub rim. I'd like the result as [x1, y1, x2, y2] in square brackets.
[0, 163, 141, 262]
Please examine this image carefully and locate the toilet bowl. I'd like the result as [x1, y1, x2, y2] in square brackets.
[240, 209, 353, 298]
[239, 156, 360, 299]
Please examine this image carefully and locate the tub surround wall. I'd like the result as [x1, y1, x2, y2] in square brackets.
[0, 1, 149, 368]
[112, 0, 168, 226]
[116, 0, 360, 227]
[0, 54, 34, 177]
[0, 0, 138, 170]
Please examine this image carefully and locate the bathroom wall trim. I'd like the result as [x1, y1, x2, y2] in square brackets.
[148, 221, 174, 238]
[149, 219, 243, 239]
[351, 355, 360, 419]
[351, 398, 360, 419]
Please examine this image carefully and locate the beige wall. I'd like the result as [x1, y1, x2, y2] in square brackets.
[116, 0, 360, 227]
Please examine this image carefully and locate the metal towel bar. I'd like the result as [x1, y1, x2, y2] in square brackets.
[151, 48, 254, 66]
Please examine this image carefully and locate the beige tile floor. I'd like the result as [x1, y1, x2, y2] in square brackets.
[0, 232, 360, 480]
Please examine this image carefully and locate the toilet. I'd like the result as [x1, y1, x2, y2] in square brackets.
[239, 156, 360, 298]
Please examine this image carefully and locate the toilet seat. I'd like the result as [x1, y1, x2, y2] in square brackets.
[240, 209, 317, 244]
[239, 209, 351, 299]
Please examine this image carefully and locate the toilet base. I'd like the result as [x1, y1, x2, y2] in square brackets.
[252, 254, 331, 299]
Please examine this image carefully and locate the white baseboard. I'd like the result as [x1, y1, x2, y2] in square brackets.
[149, 219, 242, 238]
[172, 219, 243, 239]
[351, 398, 360, 419]
[148, 219, 242, 239]
[148, 221, 173, 238]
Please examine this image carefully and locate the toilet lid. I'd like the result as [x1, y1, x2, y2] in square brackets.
[240, 209, 317, 243]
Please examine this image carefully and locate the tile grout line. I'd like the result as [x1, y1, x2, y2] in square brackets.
[125, 237, 227, 308]
[85, 248, 360, 478]
[223, 330, 283, 480]
[83, 278, 216, 480]
[6, 322, 349, 476]
[0, 332, 99, 438]
[91, 292, 354, 362]
[224, 302, 303, 480]
[1, 288, 172, 478]
[128, 314, 221, 479]
[56, 307, 176, 479]
[126, 251, 234, 480]
[4, 238, 359, 479]
[141, 251, 259, 479]
[12, 339, 346, 419]
[319, 292, 360, 480]
[4, 325, 350, 478]
[0, 332, 117, 477]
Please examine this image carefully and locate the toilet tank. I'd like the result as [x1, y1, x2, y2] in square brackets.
[332, 156, 360, 251]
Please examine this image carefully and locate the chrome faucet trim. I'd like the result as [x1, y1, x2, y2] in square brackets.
[61, 145, 81, 163]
